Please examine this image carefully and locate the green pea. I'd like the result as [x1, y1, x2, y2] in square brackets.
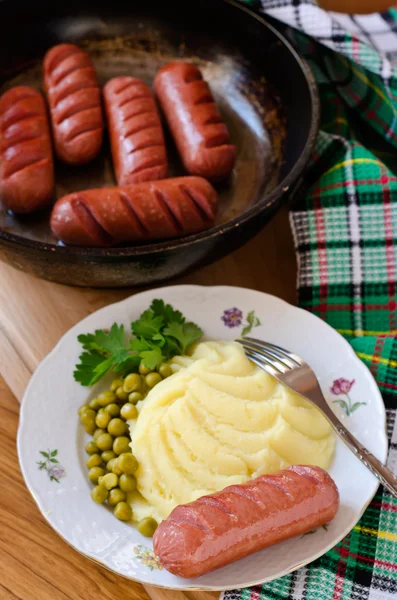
[158, 364, 173, 378]
[93, 427, 106, 440]
[101, 472, 119, 490]
[90, 485, 108, 504]
[145, 372, 162, 388]
[96, 411, 112, 429]
[115, 387, 129, 402]
[101, 450, 116, 463]
[85, 440, 99, 455]
[98, 475, 105, 486]
[84, 419, 96, 435]
[137, 517, 158, 537]
[97, 433, 114, 451]
[120, 403, 138, 420]
[111, 378, 124, 392]
[86, 453, 103, 469]
[88, 466, 106, 484]
[107, 457, 123, 476]
[108, 487, 126, 506]
[113, 436, 131, 455]
[123, 373, 142, 393]
[119, 474, 137, 492]
[88, 397, 101, 411]
[96, 408, 106, 421]
[140, 382, 149, 396]
[80, 409, 97, 425]
[97, 391, 117, 407]
[127, 392, 142, 405]
[78, 404, 90, 416]
[114, 501, 132, 521]
[105, 403, 120, 417]
[108, 418, 128, 437]
[139, 362, 151, 375]
[117, 453, 138, 474]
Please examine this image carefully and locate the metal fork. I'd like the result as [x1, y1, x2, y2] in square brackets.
[237, 336, 397, 498]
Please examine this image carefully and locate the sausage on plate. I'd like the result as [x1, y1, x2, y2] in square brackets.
[104, 76, 167, 185]
[50, 176, 217, 246]
[43, 43, 103, 164]
[0, 86, 54, 213]
[153, 465, 339, 578]
[154, 62, 236, 181]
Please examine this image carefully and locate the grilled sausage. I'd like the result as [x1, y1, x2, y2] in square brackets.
[43, 43, 103, 164]
[104, 76, 167, 185]
[154, 62, 236, 181]
[0, 86, 54, 213]
[50, 176, 217, 246]
[153, 465, 339, 578]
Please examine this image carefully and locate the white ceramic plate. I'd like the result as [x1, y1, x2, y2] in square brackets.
[17, 285, 387, 591]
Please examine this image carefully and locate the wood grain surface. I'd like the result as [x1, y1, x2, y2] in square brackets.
[0, 206, 296, 600]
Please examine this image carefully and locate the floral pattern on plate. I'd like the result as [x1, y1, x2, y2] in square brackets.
[134, 545, 163, 570]
[37, 449, 66, 483]
[221, 307, 261, 337]
[330, 378, 366, 416]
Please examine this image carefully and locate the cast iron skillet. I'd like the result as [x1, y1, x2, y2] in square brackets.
[0, 0, 319, 287]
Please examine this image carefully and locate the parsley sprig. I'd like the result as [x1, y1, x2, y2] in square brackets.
[74, 300, 203, 386]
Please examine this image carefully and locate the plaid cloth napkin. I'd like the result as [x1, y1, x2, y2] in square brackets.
[222, 1, 397, 599]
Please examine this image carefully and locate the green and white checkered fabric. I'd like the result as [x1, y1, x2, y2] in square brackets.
[223, 1, 397, 598]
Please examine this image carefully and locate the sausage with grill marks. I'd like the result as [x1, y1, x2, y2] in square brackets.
[0, 86, 54, 213]
[104, 76, 167, 185]
[154, 62, 236, 181]
[43, 43, 103, 164]
[50, 176, 217, 246]
[153, 465, 339, 579]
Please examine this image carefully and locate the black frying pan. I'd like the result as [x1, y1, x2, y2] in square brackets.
[0, 0, 319, 287]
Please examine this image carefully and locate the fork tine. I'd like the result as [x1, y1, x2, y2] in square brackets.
[244, 349, 282, 378]
[242, 337, 305, 367]
[239, 338, 296, 371]
[242, 343, 290, 375]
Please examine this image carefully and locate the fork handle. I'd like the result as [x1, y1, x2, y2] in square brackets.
[333, 421, 397, 497]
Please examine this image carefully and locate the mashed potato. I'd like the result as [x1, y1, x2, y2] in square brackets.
[128, 341, 335, 523]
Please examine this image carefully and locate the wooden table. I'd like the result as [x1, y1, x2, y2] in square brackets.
[0, 206, 296, 600]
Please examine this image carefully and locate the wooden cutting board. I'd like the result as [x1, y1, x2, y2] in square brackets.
[0, 206, 296, 600]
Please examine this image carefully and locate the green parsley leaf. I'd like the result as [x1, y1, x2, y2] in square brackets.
[140, 347, 164, 370]
[74, 351, 109, 386]
[163, 321, 203, 354]
[129, 337, 153, 353]
[91, 356, 116, 384]
[150, 299, 185, 325]
[78, 324, 127, 356]
[152, 332, 166, 346]
[131, 309, 164, 339]
[162, 336, 182, 359]
[77, 333, 107, 354]
[94, 324, 127, 355]
[114, 354, 141, 374]
[129, 337, 164, 369]
[74, 301, 203, 387]
[74, 324, 129, 386]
